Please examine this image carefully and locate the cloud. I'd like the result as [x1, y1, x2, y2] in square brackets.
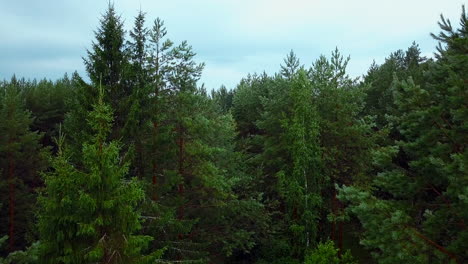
[0, 0, 464, 88]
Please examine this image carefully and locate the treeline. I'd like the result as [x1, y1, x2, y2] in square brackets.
[0, 4, 467, 264]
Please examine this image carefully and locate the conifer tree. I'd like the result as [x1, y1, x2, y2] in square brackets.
[146, 17, 175, 197]
[339, 6, 468, 264]
[0, 84, 47, 253]
[23, 75, 74, 151]
[210, 85, 234, 113]
[124, 10, 151, 178]
[362, 43, 428, 129]
[67, 2, 131, 150]
[38, 87, 160, 264]
[310, 50, 374, 249]
[280, 50, 301, 79]
[84, 3, 129, 100]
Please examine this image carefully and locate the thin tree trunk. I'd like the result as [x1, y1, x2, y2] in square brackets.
[177, 125, 185, 240]
[8, 153, 15, 252]
[152, 163, 158, 201]
[338, 213, 343, 256]
[302, 116, 310, 249]
[152, 57, 160, 201]
[331, 188, 336, 241]
[152, 121, 159, 201]
[178, 129, 185, 216]
[407, 225, 459, 264]
[136, 139, 144, 179]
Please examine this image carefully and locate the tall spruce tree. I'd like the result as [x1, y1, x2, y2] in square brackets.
[38, 87, 160, 264]
[84, 3, 129, 104]
[67, 2, 131, 152]
[124, 10, 151, 178]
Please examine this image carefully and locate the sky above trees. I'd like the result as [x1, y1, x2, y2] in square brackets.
[0, 0, 463, 89]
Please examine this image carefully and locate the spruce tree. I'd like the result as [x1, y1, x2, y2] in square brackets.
[38, 87, 160, 264]
[84, 3, 129, 99]
[70, 2, 131, 147]
[124, 10, 151, 178]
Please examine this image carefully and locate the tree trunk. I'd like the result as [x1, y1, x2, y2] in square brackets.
[152, 121, 159, 201]
[177, 126, 185, 240]
[136, 138, 144, 180]
[8, 153, 15, 252]
[331, 188, 336, 241]
[178, 131, 185, 218]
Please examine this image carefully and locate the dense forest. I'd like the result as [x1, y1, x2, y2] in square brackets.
[0, 4, 467, 264]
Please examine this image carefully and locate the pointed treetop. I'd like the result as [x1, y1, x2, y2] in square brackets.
[281, 50, 301, 79]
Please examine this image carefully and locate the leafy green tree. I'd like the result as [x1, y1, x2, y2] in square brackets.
[275, 69, 322, 255]
[291, 69, 322, 248]
[305, 241, 356, 264]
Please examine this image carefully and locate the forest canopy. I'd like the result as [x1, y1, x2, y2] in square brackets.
[0, 3, 467, 264]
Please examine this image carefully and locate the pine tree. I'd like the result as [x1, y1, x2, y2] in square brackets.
[0, 83, 47, 253]
[22, 75, 74, 151]
[339, 6, 468, 264]
[146, 17, 175, 198]
[210, 85, 234, 113]
[280, 50, 301, 79]
[362, 43, 428, 129]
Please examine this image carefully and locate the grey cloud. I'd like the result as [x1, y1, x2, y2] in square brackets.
[0, 0, 464, 88]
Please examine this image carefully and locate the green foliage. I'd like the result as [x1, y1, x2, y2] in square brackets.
[38, 92, 161, 263]
[0, 236, 40, 264]
[277, 69, 323, 253]
[305, 241, 357, 264]
[230, 49, 374, 262]
[2, 4, 468, 264]
[0, 83, 48, 252]
[362, 43, 429, 129]
[69, 3, 133, 161]
[339, 6, 468, 264]
[20, 75, 74, 149]
[211, 85, 235, 113]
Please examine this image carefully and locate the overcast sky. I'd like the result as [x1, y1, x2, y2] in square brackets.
[0, 0, 464, 89]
